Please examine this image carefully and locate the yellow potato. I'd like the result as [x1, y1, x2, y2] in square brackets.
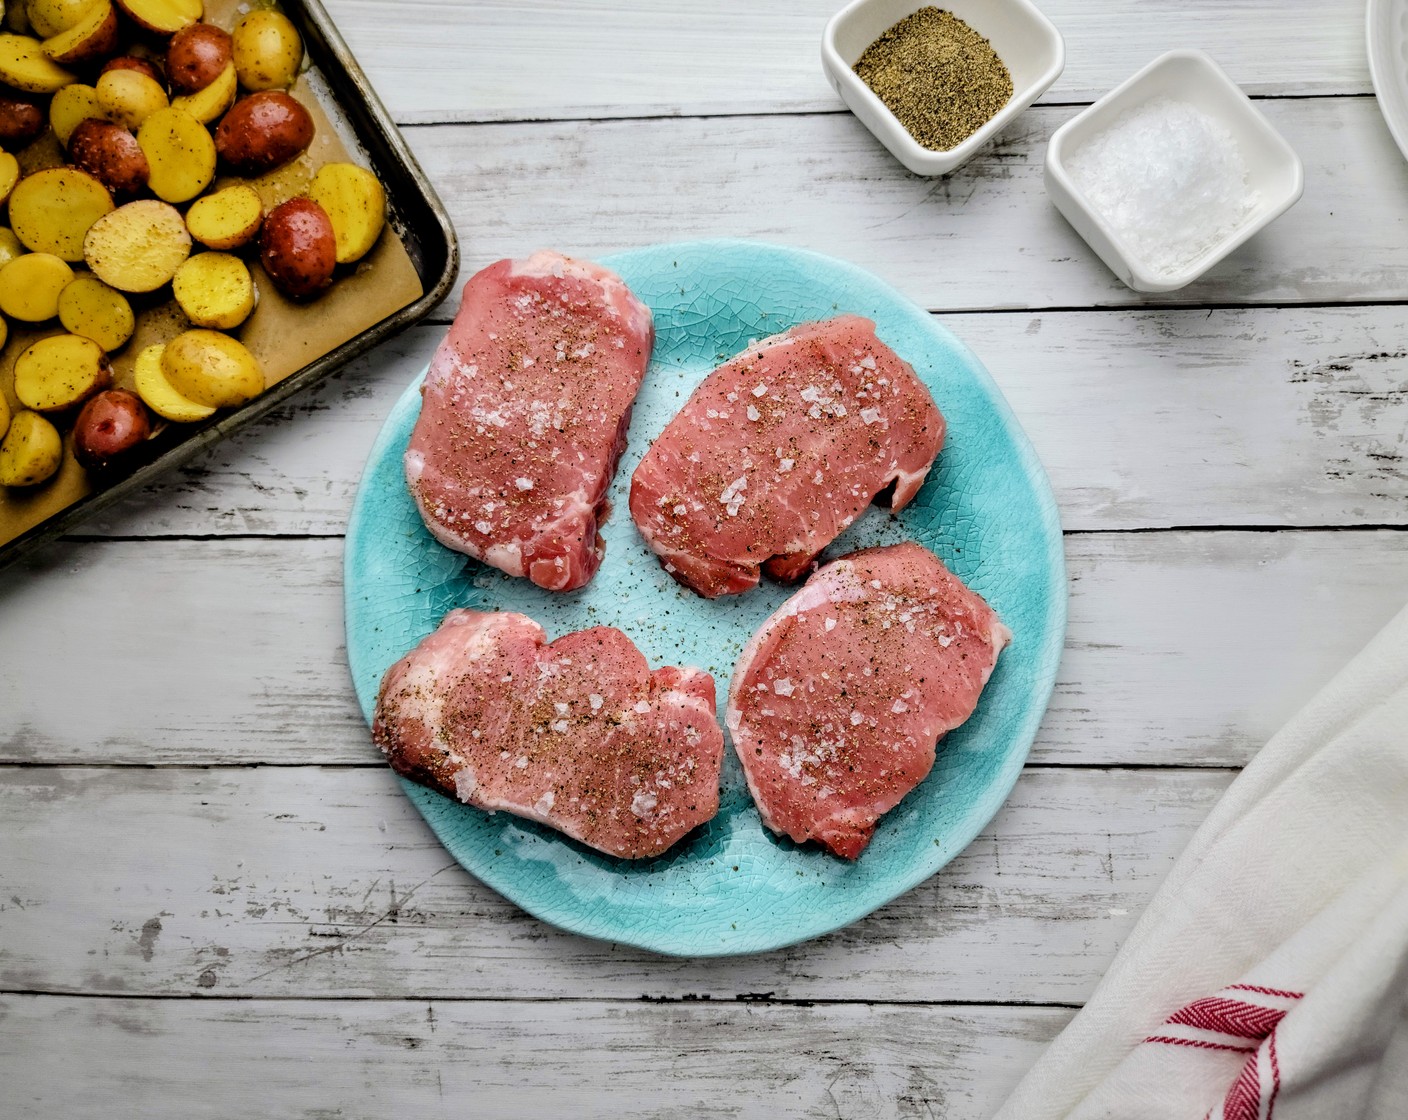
[9, 166, 114, 260]
[0, 227, 23, 267]
[0, 150, 18, 204]
[184, 183, 261, 250]
[170, 58, 234, 124]
[58, 274, 133, 350]
[96, 67, 167, 130]
[308, 162, 386, 265]
[113, 0, 200, 36]
[161, 328, 262, 408]
[133, 341, 213, 422]
[14, 332, 111, 412]
[42, 0, 116, 65]
[0, 315, 8, 350]
[0, 31, 73, 91]
[172, 251, 254, 330]
[0, 409, 62, 485]
[0, 384, 9, 441]
[136, 105, 214, 203]
[83, 198, 190, 292]
[26, 0, 92, 38]
[231, 9, 301, 91]
[0, 251, 72, 320]
[49, 80, 104, 146]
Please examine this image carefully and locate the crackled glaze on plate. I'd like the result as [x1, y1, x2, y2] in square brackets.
[345, 240, 1065, 956]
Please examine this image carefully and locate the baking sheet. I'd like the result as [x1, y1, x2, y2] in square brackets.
[0, 0, 426, 550]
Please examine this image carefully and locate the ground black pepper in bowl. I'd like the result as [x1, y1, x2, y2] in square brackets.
[853, 7, 1013, 152]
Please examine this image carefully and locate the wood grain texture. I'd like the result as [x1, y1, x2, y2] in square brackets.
[3, 532, 1406, 769]
[401, 99, 1408, 312]
[0, 765, 1228, 1003]
[318, 0, 1370, 123]
[0, 994, 1068, 1120]
[59, 298, 1408, 541]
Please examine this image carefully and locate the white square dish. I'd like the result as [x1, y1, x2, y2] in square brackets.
[822, 0, 1064, 176]
[1044, 49, 1304, 293]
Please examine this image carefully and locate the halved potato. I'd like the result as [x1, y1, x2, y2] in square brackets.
[58, 273, 133, 350]
[231, 8, 300, 91]
[170, 57, 233, 123]
[0, 409, 62, 486]
[0, 31, 74, 92]
[172, 251, 254, 330]
[26, 0, 93, 38]
[113, 0, 199, 35]
[96, 66, 167, 129]
[0, 316, 7, 354]
[14, 332, 111, 412]
[49, 80, 104, 146]
[308, 162, 386, 265]
[0, 150, 18, 204]
[42, 0, 116, 65]
[161, 328, 262, 408]
[184, 182, 261, 249]
[0, 384, 9, 441]
[137, 105, 214, 203]
[133, 341, 214, 422]
[83, 198, 190, 291]
[9, 166, 114, 260]
[0, 251, 73, 320]
[0, 227, 24, 267]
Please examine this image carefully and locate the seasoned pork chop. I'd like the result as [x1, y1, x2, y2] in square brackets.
[727, 542, 1010, 859]
[406, 251, 655, 591]
[630, 316, 943, 598]
[373, 610, 723, 859]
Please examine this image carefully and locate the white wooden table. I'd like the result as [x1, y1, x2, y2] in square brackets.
[4, 2, 1408, 1116]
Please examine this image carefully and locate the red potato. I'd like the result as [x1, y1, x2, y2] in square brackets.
[73, 387, 151, 470]
[260, 196, 334, 298]
[0, 86, 46, 144]
[214, 90, 312, 176]
[165, 22, 230, 93]
[100, 54, 162, 84]
[68, 118, 150, 196]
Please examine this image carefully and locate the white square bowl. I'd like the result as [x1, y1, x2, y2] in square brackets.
[1044, 50, 1304, 293]
[822, 0, 1064, 176]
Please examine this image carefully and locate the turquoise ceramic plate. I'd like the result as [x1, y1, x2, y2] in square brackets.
[345, 239, 1065, 956]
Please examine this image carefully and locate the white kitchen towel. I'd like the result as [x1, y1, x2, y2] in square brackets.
[993, 601, 1408, 1120]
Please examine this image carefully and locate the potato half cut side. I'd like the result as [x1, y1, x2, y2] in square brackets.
[9, 166, 115, 260]
[28, 0, 95, 38]
[84, 198, 191, 292]
[170, 59, 235, 124]
[114, 0, 201, 36]
[309, 162, 387, 265]
[0, 32, 75, 93]
[133, 342, 214, 422]
[172, 252, 255, 330]
[0, 252, 74, 320]
[0, 410, 63, 486]
[58, 274, 135, 351]
[42, 0, 118, 66]
[49, 81, 103, 146]
[14, 333, 112, 412]
[161, 328, 262, 409]
[137, 105, 215, 203]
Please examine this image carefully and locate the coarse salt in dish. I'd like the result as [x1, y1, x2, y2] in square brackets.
[1065, 97, 1259, 275]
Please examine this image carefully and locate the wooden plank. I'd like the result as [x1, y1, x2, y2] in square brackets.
[0, 994, 1068, 1120]
[400, 99, 1408, 313]
[319, 0, 1370, 124]
[0, 765, 1228, 1003]
[4, 531, 1405, 768]
[65, 299, 1408, 541]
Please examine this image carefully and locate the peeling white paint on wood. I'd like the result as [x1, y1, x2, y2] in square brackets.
[318, 0, 1370, 123]
[0, 766, 1229, 1003]
[0, 994, 1070, 1120]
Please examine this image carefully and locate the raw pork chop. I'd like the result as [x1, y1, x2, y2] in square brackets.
[406, 251, 655, 592]
[629, 315, 943, 598]
[373, 609, 723, 859]
[727, 542, 1010, 859]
